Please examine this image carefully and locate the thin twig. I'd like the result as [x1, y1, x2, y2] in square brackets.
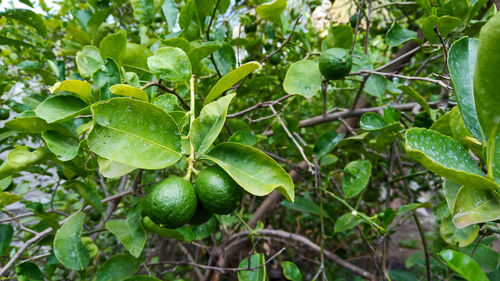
[260, 16, 301, 64]
[142, 80, 190, 110]
[349, 69, 452, 90]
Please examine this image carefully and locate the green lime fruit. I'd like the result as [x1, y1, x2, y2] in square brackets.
[349, 14, 359, 27]
[319, 48, 353, 80]
[143, 176, 197, 229]
[188, 201, 213, 225]
[195, 166, 244, 215]
[269, 51, 281, 65]
[0, 108, 9, 120]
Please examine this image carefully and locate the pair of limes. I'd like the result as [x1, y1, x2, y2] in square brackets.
[142, 166, 244, 229]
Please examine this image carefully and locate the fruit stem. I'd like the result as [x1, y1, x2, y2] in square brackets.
[185, 75, 197, 181]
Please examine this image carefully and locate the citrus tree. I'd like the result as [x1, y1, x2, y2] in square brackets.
[1, 0, 500, 280]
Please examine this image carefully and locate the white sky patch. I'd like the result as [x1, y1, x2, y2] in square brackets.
[0, 0, 57, 15]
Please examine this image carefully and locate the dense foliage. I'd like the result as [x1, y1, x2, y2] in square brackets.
[1, 0, 500, 280]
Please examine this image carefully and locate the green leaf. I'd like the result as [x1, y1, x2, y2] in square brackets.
[201, 142, 295, 201]
[396, 202, 432, 216]
[125, 276, 161, 281]
[0, 146, 48, 180]
[334, 212, 364, 233]
[448, 37, 482, 141]
[142, 216, 193, 241]
[35, 95, 89, 123]
[281, 195, 329, 218]
[161, 37, 191, 54]
[453, 185, 500, 228]
[237, 253, 267, 281]
[62, 180, 104, 213]
[256, 0, 286, 24]
[313, 131, 345, 158]
[386, 22, 418, 47]
[109, 84, 149, 101]
[162, 0, 178, 30]
[329, 24, 353, 49]
[93, 58, 121, 100]
[422, 15, 461, 43]
[106, 203, 146, 258]
[99, 30, 127, 62]
[204, 61, 260, 105]
[98, 157, 136, 178]
[342, 160, 371, 198]
[88, 98, 182, 169]
[404, 128, 497, 189]
[228, 131, 257, 146]
[282, 261, 302, 281]
[398, 85, 431, 115]
[147, 47, 192, 85]
[440, 249, 489, 281]
[190, 94, 234, 156]
[130, 0, 155, 25]
[440, 216, 478, 247]
[16, 261, 43, 281]
[179, 0, 201, 41]
[364, 74, 387, 98]
[49, 80, 93, 104]
[0, 9, 46, 37]
[0, 224, 13, 255]
[443, 180, 461, 214]
[0, 35, 34, 48]
[76, 46, 104, 78]
[87, 9, 108, 36]
[449, 106, 473, 146]
[122, 43, 153, 74]
[462, 242, 499, 272]
[42, 130, 80, 161]
[5, 111, 74, 137]
[283, 60, 322, 98]
[96, 253, 141, 281]
[0, 192, 21, 208]
[54, 212, 89, 270]
[474, 13, 500, 139]
[189, 42, 221, 66]
[360, 112, 387, 131]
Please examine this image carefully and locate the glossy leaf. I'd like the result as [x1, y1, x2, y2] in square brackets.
[130, 0, 154, 25]
[42, 130, 80, 161]
[142, 216, 192, 241]
[106, 203, 145, 257]
[204, 61, 260, 105]
[313, 131, 345, 158]
[122, 43, 153, 74]
[474, 13, 500, 140]
[98, 157, 136, 178]
[228, 131, 257, 146]
[329, 24, 353, 49]
[283, 60, 322, 98]
[396, 202, 432, 216]
[109, 84, 149, 101]
[453, 185, 500, 228]
[0, 9, 46, 36]
[342, 160, 371, 198]
[95, 253, 141, 281]
[256, 0, 286, 24]
[99, 30, 127, 62]
[237, 253, 267, 281]
[282, 261, 302, 281]
[281, 195, 329, 218]
[0, 146, 48, 180]
[93, 58, 121, 100]
[448, 37, 482, 140]
[440, 216, 478, 247]
[88, 98, 182, 169]
[189, 42, 221, 68]
[0, 192, 21, 208]
[162, 0, 178, 30]
[5, 111, 67, 135]
[76, 46, 104, 78]
[179, 0, 201, 41]
[386, 22, 418, 47]
[16, 261, 43, 281]
[422, 15, 461, 43]
[147, 47, 192, 85]
[360, 112, 387, 131]
[190, 94, 234, 156]
[0, 224, 13, 255]
[62, 180, 103, 213]
[202, 142, 295, 201]
[35, 95, 89, 123]
[398, 85, 431, 115]
[404, 128, 497, 189]
[443, 180, 461, 213]
[440, 249, 489, 281]
[53, 212, 89, 270]
[334, 212, 364, 233]
[49, 80, 93, 103]
[449, 106, 473, 146]
[462, 242, 499, 272]
[364, 74, 387, 98]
